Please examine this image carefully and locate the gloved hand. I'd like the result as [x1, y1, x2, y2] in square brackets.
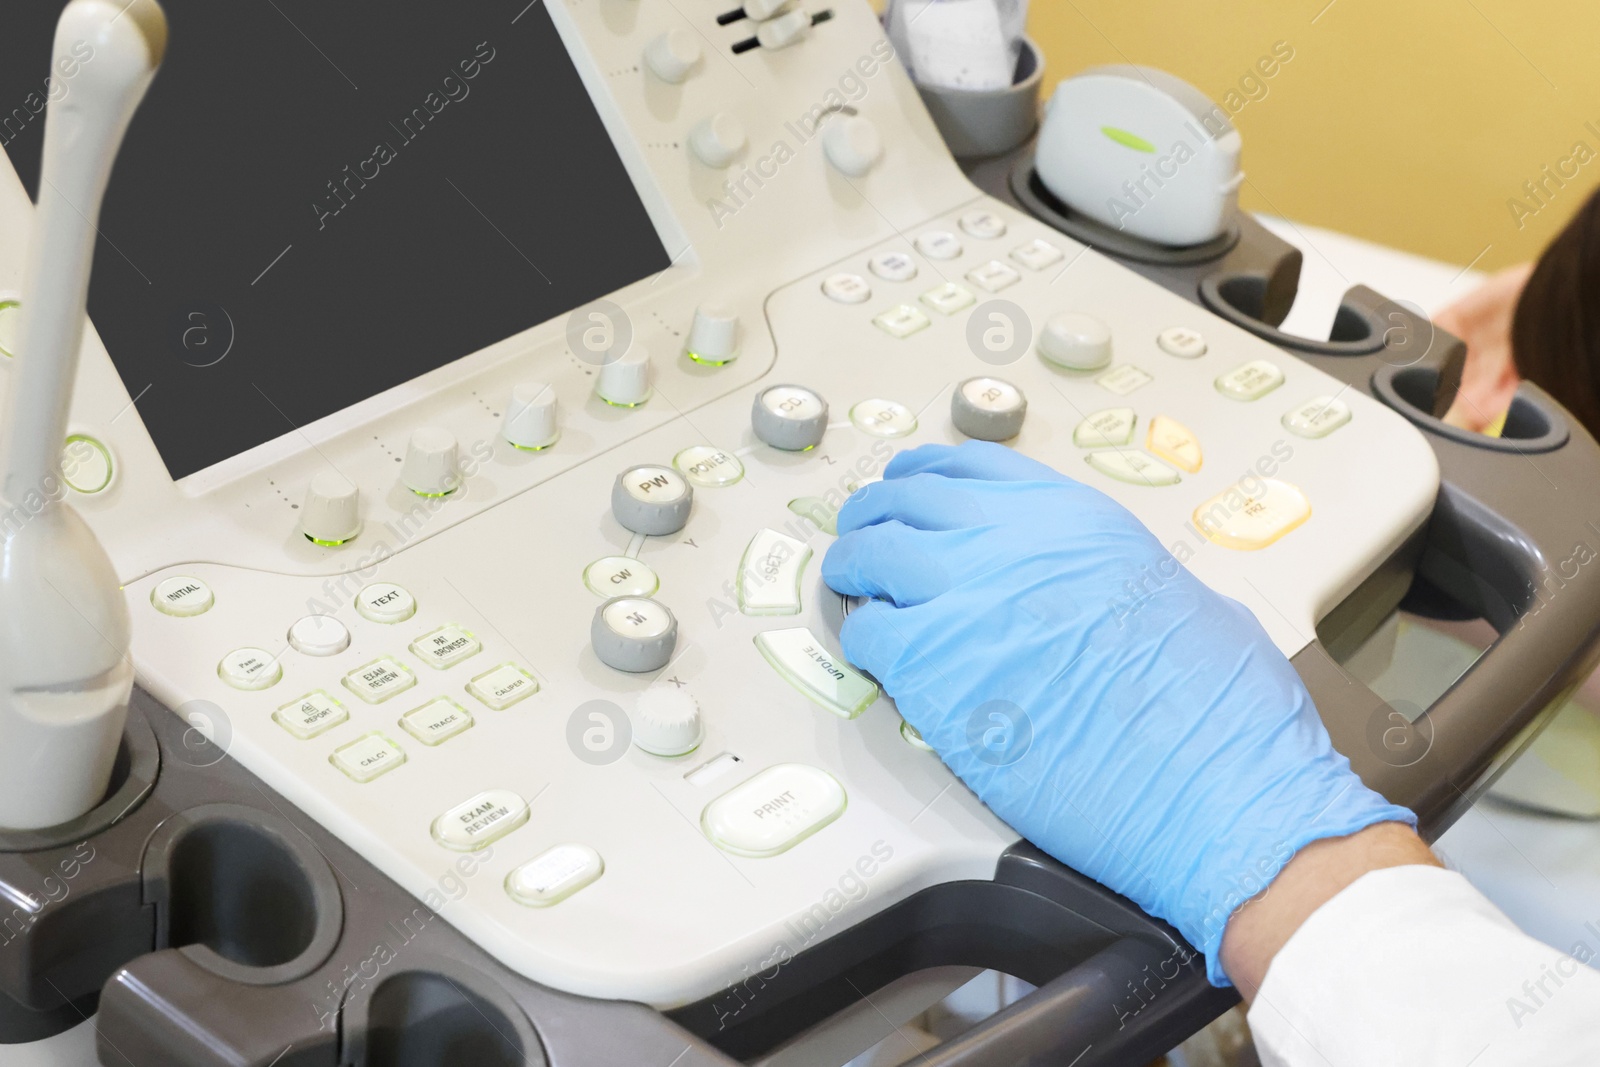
[822, 441, 1414, 986]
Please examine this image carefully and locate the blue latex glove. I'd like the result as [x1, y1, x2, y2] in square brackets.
[822, 441, 1414, 986]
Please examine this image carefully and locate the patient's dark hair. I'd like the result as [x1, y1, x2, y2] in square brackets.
[1513, 186, 1600, 436]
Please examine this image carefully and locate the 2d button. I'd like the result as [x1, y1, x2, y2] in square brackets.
[1085, 450, 1181, 487]
[1147, 415, 1203, 473]
[633, 688, 704, 757]
[873, 304, 931, 339]
[674, 445, 744, 487]
[701, 763, 848, 858]
[467, 662, 541, 710]
[218, 647, 281, 691]
[341, 656, 416, 704]
[1011, 238, 1065, 271]
[152, 575, 213, 617]
[409, 624, 482, 670]
[274, 691, 348, 740]
[432, 789, 530, 852]
[914, 230, 963, 260]
[869, 251, 917, 282]
[507, 844, 604, 907]
[330, 731, 406, 784]
[752, 384, 829, 452]
[822, 272, 872, 305]
[1095, 364, 1153, 396]
[400, 697, 475, 746]
[738, 528, 812, 615]
[1283, 395, 1352, 438]
[849, 398, 917, 438]
[920, 282, 975, 316]
[959, 210, 1008, 239]
[1193, 479, 1311, 550]
[583, 556, 659, 598]
[952, 376, 1026, 442]
[356, 582, 415, 624]
[966, 260, 1020, 293]
[1157, 326, 1207, 359]
[1216, 359, 1285, 401]
[612, 465, 693, 535]
[754, 627, 878, 719]
[1074, 408, 1136, 448]
[287, 614, 350, 657]
[592, 598, 677, 673]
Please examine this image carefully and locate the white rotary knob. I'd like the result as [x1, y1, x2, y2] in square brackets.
[1038, 312, 1113, 371]
[689, 113, 747, 168]
[633, 688, 704, 756]
[645, 29, 701, 84]
[300, 470, 361, 545]
[823, 115, 883, 178]
[687, 303, 740, 365]
[402, 427, 461, 497]
[597, 345, 652, 407]
[503, 382, 559, 450]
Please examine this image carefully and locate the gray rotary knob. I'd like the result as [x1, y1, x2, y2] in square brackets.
[952, 377, 1027, 442]
[752, 384, 828, 451]
[611, 465, 693, 535]
[592, 597, 678, 673]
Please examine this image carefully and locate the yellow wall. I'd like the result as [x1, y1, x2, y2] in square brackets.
[1027, 1, 1600, 271]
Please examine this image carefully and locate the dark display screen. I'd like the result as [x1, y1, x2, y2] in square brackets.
[0, 1, 669, 479]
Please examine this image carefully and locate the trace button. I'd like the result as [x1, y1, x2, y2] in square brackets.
[701, 763, 847, 858]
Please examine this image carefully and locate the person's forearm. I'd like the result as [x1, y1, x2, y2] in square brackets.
[1220, 821, 1440, 1000]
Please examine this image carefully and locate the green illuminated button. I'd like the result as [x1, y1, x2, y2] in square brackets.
[900, 720, 934, 751]
[787, 496, 838, 536]
[409, 624, 481, 670]
[152, 575, 213, 617]
[738, 529, 811, 615]
[341, 656, 416, 704]
[673, 445, 744, 487]
[701, 763, 847, 858]
[1074, 408, 1136, 448]
[275, 691, 348, 740]
[330, 731, 406, 783]
[401, 697, 475, 746]
[754, 627, 878, 719]
[61, 434, 112, 493]
[1283, 395, 1352, 438]
[431, 789, 529, 852]
[0, 300, 18, 358]
[583, 556, 659, 598]
[507, 844, 604, 907]
[850, 398, 917, 438]
[1216, 359, 1285, 401]
[218, 647, 281, 691]
[467, 662, 540, 709]
[1085, 450, 1181, 487]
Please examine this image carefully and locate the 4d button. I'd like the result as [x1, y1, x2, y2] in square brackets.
[702, 764, 847, 858]
[755, 627, 878, 718]
[432, 789, 530, 852]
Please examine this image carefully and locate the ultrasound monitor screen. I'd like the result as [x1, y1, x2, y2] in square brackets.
[0, 1, 670, 479]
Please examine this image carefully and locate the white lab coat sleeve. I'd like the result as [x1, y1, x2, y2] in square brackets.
[1246, 864, 1600, 1066]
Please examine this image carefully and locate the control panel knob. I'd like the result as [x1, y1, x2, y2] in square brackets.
[689, 113, 747, 168]
[300, 470, 362, 545]
[592, 596, 678, 673]
[752, 384, 828, 452]
[503, 382, 559, 450]
[823, 115, 883, 178]
[757, 8, 813, 50]
[745, 0, 795, 18]
[952, 376, 1027, 442]
[633, 688, 704, 756]
[612, 464, 693, 535]
[686, 303, 740, 365]
[1038, 312, 1113, 371]
[596, 345, 652, 407]
[402, 427, 461, 497]
[644, 29, 702, 84]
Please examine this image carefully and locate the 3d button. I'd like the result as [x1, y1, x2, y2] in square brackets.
[966, 260, 1020, 293]
[1157, 326, 1207, 359]
[1096, 364, 1153, 396]
[288, 614, 351, 657]
[738, 529, 812, 615]
[402, 427, 461, 497]
[920, 282, 975, 316]
[1012, 238, 1065, 271]
[823, 114, 883, 177]
[503, 382, 559, 450]
[612, 465, 693, 535]
[467, 662, 541, 710]
[330, 731, 406, 783]
[1193, 479, 1311, 550]
[822, 272, 872, 305]
[1283, 395, 1352, 438]
[219, 647, 281, 691]
[689, 113, 747, 168]
[1216, 359, 1285, 401]
[1038, 312, 1112, 371]
[633, 688, 704, 757]
[850, 398, 917, 438]
[674, 445, 744, 487]
[1074, 408, 1135, 448]
[752, 384, 829, 452]
[60, 434, 113, 494]
[596, 345, 652, 407]
[583, 556, 659, 598]
[507, 844, 604, 907]
[959, 210, 1008, 239]
[1147, 415, 1203, 473]
[754, 627, 878, 719]
[152, 575, 213, 617]
[1085, 450, 1181, 487]
[872, 304, 930, 339]
[432, 789, 530, 851]
[869, 252, 917, 282]
[410, 624, 481, 670]
[701, 763, 847, 858]
[644, 27, 701, 83]
[687, 303, 740, 365]
[299, 470, 361, 545]
[341, 656, 416, 704]
[274, 691, 348, 740]
[952, 376, 1026, 442]
[356, 582, 415, 624]
[914, 230, 962, 260]
[592, 598, 677, 673]
[401, 697, 475, 746]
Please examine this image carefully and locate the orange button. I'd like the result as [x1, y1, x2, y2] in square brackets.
[1148, 415, 1203, 473]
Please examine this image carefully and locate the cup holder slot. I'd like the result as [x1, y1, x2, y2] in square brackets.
[1373, 364, 1570, 453]
[343, 958, 546, 1067]
[1200, 271, 1387, 356]
[142, 803, 343, 985]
